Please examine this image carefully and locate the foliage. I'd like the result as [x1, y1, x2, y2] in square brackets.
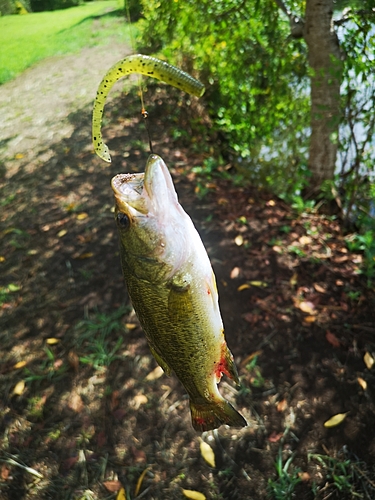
[0, 1, 128, 84]
[139, 0, 310, 195]
[138, 0, 375, 233]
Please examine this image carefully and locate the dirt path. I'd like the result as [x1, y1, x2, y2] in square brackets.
[0, 43, 131, 169]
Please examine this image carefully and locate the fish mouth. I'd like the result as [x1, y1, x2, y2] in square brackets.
[111, 155, 178, 215]
[111, 172, 148, 214]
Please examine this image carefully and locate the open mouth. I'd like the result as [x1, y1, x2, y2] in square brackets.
[111, 173, 148, 214]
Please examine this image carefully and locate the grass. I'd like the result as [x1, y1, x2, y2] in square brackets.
[0, 1, 134, 84]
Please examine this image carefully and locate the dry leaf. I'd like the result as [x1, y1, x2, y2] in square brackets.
[237, 283, 251, 291]
[357, 377, 367, 390]
[234, 235, 244, 246]
[326, 331, 340, 348]
[182, 489, 206, 500]
[298, 472, 311, 482]
[200, 441, 216, 467]
[77, 252, 94, 259]
[132, 394, 148, 409]
[267, 200, 276, 206]
[57, 229, 67, 238]
[364, 352, 374, 370]
[116, 488, 126, 500]
[303, 315, 316, 323]
[134, 467, 150, 497]
[230, 267, 240, 279]
[313, 283, 326, 294]
[324, 412, 348, 428]
[103, 480, 122, 493]
[289, 272, 298, 286]
[277, 399, 288, 412]
[298, 301, 316, 314]
[12, 380, 25, 396]
[1, 464, 10, 480]
[299, 236, 312, 245]
[76, 212, 88, 220]
[0, 256, 6, 262]
[13, 360, 27, 369]
[268, 431, 283, 443]
[131, 447, 146, 463]
[125, 323, 137, 330]
[249, 281, 268, 287]
[145, 366, 164, 381]
[46, 338, 60, 345]
[68, 392, 84, 412]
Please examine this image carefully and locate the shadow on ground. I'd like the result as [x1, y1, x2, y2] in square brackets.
[1, 87, 375, 499]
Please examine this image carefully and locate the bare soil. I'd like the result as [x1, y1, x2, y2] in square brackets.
[1, 39, 375, 500]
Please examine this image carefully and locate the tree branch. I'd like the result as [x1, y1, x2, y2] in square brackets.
[273, 0, 305, 38]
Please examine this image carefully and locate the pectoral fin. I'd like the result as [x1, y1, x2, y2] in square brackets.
[167, 275, 194, 323]
[149, 344, 172, 376]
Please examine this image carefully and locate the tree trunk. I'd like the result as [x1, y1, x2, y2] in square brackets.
[304, 0, 342, 193]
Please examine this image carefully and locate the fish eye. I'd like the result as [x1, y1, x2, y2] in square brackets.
[116, 212, 130, 229]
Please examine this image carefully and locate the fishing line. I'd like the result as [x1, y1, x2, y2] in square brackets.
[124, 0, 154, 154]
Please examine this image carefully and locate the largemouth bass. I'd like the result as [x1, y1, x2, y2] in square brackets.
[111, 154, 247, 432]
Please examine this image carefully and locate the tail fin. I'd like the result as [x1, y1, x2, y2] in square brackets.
[190, 399, 247, 432]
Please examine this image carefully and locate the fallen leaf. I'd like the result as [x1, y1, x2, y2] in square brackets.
[57, 229, 67, 238]
[303, 315, 316, 323]
[267, 200, 276, 206]
[237, 283, 251, 291]
[289, 272, 298, 286]
[268, 431, 283, 443]
[200, 441, 216, 467]
[313, 283, 327, 294]
[298, 301, 316, 314]
[325, 331, 340, 348]
[46, 338, 60, 345]
[357, 377, 367, 390]
[134, 467, 150, 497]
[234, 235, 244, 246]
[13, 360, 27, 369]
[364, 352, 374, 370]
[103, 480, 122, 493]
[145, 366, 164, 381]
[249, 281, 268, 287]
[0, 256, 5, 262]
[324, 412, 348, 428]
[182, 489, 206, 500]
[132, 394, 148, 410]
[1, 464, 10, 480]
[96, 431, 107, 447]
[277, 399, 288, 412]
[76, 212, 88, 220]
[77, 252, 94, 259]
[15, 153, 24, 159]
[125, 323, 137, 330]
[116, 488, 127, 500]
[230, 267, 240, 279]
[68, 392, 84, 412]
[298, 472, 311, 481]
[12, 380, 25, 396]
[299, 236, 312, 245]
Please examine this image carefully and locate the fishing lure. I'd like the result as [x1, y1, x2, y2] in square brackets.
[92, 54, 205, 162]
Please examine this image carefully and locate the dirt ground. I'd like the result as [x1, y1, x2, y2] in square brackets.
[1, 35, 375, 500]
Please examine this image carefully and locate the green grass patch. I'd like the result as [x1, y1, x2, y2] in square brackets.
[0, 1, 133, 84]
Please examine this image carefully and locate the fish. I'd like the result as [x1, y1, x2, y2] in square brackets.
[111, 154, 247, 432]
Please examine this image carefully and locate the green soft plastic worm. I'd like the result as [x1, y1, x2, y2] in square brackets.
[92, 54, 205, 162]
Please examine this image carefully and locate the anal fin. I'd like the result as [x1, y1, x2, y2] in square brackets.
[215, 343, 241, 386]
